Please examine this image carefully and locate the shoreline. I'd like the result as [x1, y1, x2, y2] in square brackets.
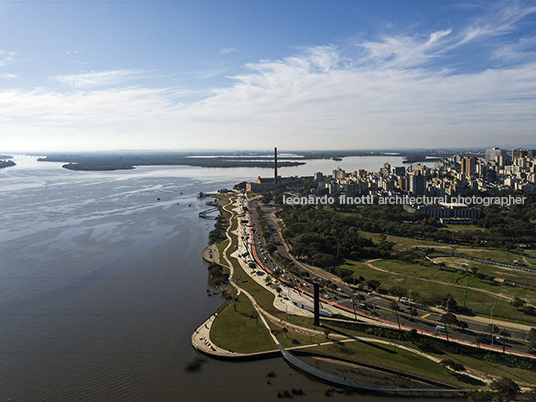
[191, 192, 491, 395]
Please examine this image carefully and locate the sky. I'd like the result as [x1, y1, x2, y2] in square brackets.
[1, 0, 536, 153]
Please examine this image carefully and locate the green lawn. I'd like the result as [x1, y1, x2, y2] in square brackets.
[310, 341, 472, 388]
[432, 256, 536, 287]
[430, 350, 536, 386]
[340, 259, 536, 324]
[216, 239, 229, 266]
[211, 293, 276, 353]
[440, 224, 485, 232]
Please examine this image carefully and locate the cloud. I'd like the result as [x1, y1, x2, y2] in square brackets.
[2, 2, 536, 152]
[458, 1, 536, 45]
[220, 47, 237, 54]
[0, 50, 18, 67]
[54, 69, 146, 89]
[0, 73, 19, 80]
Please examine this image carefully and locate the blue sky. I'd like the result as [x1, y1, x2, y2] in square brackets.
[1, 0, 536, 153]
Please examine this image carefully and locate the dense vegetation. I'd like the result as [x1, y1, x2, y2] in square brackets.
[277, 193, 536, 268]
[278, 206, 394, 267]
[38, 153, 304, 170]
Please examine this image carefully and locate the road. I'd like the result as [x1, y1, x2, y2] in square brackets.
[245, 196, 533, 356]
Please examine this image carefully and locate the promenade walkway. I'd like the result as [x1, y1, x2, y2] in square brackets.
[192, 193, 531, 393]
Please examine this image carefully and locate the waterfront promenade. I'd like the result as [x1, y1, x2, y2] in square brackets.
[192, 192, 535, 394]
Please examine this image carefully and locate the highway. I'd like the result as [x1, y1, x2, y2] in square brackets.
[245, 196, 533, 356]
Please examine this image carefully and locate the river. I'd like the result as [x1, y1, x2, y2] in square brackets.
[0, 156, 456, 401]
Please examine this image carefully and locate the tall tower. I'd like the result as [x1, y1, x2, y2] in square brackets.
[313, 283, 320, 326]
[274, 147, 278, 185]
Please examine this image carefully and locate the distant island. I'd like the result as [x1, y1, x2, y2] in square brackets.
[36, 149, 472, 171]
[38, 153, 306, 171]
[0, 160, 15, 169]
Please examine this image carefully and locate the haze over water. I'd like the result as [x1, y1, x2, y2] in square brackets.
[0, 156, 451, 401]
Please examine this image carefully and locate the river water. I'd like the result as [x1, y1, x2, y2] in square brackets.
[0, 156, 455, 401]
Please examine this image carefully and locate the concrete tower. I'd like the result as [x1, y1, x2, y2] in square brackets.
[313, 283, 320, 326]
[274, 147, 278, 185]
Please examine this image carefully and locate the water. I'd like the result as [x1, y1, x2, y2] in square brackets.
[0, 157, 456, 401]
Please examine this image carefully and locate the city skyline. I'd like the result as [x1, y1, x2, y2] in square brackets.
[1, 0, 536, 152]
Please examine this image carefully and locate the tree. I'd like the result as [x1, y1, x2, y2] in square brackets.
[512, 297, 526, 311]
[389, 301, 401, 329]
[499, 328, 511, 355]
[405, 328, 419, 344]
[467, 390, 493, 402]
[529, 328, 536, 342]
[355, 293, 365, 302]
[323, 327, 331, 339]
[490, 377, 520, 402]
[457, 320, 468, 329]
[529, 328, 536, 355]
[440, 358, 465, 372]
[441, 312, 459, 327]
[525, 306, 536, 316]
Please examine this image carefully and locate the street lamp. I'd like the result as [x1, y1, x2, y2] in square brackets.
[490, 306, 495, 346]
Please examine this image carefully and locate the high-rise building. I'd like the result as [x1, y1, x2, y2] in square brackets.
[392, 166, 406, 177]
[332, 168, 345, 180]
[313, 172, 324, 182]
[485, 147, 504, 161]
[461, 157, 477, 176]
[409, 173, 426, 195]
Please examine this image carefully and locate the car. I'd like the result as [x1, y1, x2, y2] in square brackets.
[436, 326, 446, 332]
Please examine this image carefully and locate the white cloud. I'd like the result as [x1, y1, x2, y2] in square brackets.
[0, 50, 17, 67]
[220, 47, 237, 54]
[0, 73, 19, 80]
[54, 69, 146, 89]
[458, 1, 536, 45]
[3, 3, 536, 152]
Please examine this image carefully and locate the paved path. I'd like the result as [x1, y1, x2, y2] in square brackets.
[202, 244, 219, 263]
[192, 193, 533, 391]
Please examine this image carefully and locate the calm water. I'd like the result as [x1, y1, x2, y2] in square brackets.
[0, 156, 454, 401]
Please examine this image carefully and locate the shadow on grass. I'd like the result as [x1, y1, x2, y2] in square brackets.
[448, 372, 485, 386]
[322, 325, 397, 354]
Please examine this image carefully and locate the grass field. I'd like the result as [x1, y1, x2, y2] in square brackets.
[440, 224, 485, 232]
[432, 256, 536, 287]
[430, 350, 536, 386]
[211, 293, 276, 353]
[216, 239, 229, 266]
[340, 259, 536, 324]
[311, 340, 470, 388]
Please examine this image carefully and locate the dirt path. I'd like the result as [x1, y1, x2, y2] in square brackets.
[364, 259, 535, 332]
[364, 259, 514, 303]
